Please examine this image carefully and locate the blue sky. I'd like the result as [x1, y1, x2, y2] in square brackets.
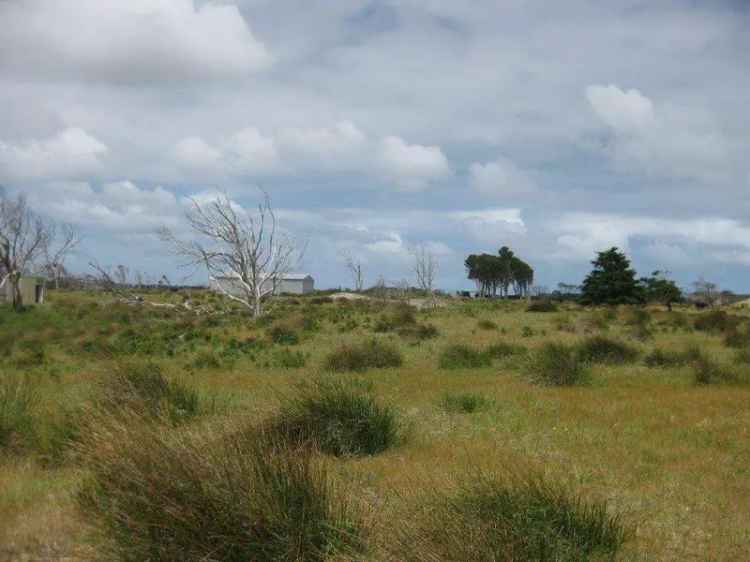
[1, 0, 749, 292]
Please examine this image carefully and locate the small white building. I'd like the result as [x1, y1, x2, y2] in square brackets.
[209, 273, 315, 297]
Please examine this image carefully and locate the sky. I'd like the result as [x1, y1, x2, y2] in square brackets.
[1, 0, 749, 292]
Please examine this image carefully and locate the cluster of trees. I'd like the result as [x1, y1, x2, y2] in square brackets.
[464, 246, 534, 297]
[580, 247, 682, 309]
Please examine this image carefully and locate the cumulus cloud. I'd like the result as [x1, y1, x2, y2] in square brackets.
[0, 128, 108, 182]
[469, 157, 537, 197]
[585, 84, 728, 181]
[377, 136, 451, 190]
[0, 0, 272, 82]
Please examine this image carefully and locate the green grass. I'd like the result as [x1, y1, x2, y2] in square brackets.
[324, 339, 403, 372]
[526, 342, 590, 386]
[576, 335, 640, 365]
[438, 344, 492, 370]
[440, 392, 493, 414]
[0, 375, 38, 452]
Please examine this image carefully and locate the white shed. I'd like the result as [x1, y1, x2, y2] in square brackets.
[209, 273, 315, 297]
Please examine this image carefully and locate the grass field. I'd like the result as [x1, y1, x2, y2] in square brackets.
[1, 290, 749, 561]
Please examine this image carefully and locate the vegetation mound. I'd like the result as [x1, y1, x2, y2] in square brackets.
[440, 392, 493, 414]
[576, 336, 639, 365]
[324, 339, 403, 372]
[526, 342, 590, 386]
[439, 344, 492, 370]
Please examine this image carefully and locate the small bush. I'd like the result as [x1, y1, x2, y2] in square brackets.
[324, 339, 403, 372]
[526, 300, 558, 313]
[521, 326, 535, 338]
[440, 392, 493, 414]
[374, 303, 417, 333]
[735, 348, 750, 365]
[439, 344, 492, 370]
[99, 362, 200, 425]
[693, 355, 741, 385]
[576, 336, 639, 365]
[0, 374, 38, 452]
[77, 419, 364, 562]
[397, 323, 439, 341]
[477, 319, 498, 330]
[694, 310, 741, 333]
[268, 322, 300, 345]
[723, 328, 750, 349]
[526, 343, 590, 386]
[486, 342, 526, 361]
[622, 307, 651, 326]
[273, 378, 401, 456]
[274, 348, 307, 369]
[644, 348, 692, 368]
[310, 296, 334, 305]
[191, 349, 224, 369]
[392, 471, 630, 562]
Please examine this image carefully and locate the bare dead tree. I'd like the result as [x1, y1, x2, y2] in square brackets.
[341, 251, 365, 292]
[0, 194, 52, 309]
[43, 222, 81, 289]
[411, 243, 438, 303]
[158, 190, 302, 317]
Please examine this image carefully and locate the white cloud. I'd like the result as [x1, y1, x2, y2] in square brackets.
[378, 136, 451, 190]
[172, 128, 279, 176]
[173, 137, 222, 171]
[585, 84, 728, 181]
[469, 157, 536, 197]
[277, 121, 366, 160]
[0, 0, 272, 82]
[0, 128, 108, 181]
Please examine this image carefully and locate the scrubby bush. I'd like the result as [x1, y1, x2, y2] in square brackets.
[521, 326, 535, 338]
[391, 471, 630, 562]
[191, 350, 224, 370]
[0, 374, 38, 452]
[268, 322, 300, 345]
[693, 355, 741, 385]
[274, 348, 307, 369]
[735, 348, 750, 365]
[526, 300, 558, 313]
[77, 420, 364, 562]
[398, 323, 439, 341]
[576, 336, 639, 365]
[99, 362, 200, 425]
[694, 310, 741, 333]
[439, 344, 492, 370]
[477, 319, 498, 330]
[622, 307, 651, 327]
[272, 378, 401, 456]
[324, 339, 403, 372]
[374, 303, 417, 333]
[723, 328, 750, 349]
[310, 296, 334, 305]
[440, 392, 493, 414]
[526, 343, 590, 386]
[643, 347, 697, 368]
[486, 342, 526, 361]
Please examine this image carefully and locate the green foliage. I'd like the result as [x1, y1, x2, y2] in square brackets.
[77, 421, 364, 562]
[268, 322, 300, 345]
[723, 328, 750, 349]
[576, 336, 639, 365]
[580, 247, 645, 305]
[272, 378, 401, 456]
[640, 271, 682, 308]
[440, 392, 493, 414]
[692, 355, 741, 385]
[438, 344, 492, 370]
[486, 341, 527, 361]
[273, 348, 307, 369]
[526, 300, 558, 313]
[0, 374, 38, 452]
[397, 322, 439, 341]
[395, 472, 630, 562]
[324, 339, 403, 372]
[526, 343, 590, 386]
[644, 347, 696, 368]
[465, 246, 534, 298]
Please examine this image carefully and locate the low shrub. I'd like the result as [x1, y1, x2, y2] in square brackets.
[391, 471, 630, 562]
[526, 342, 590, 386]
[439, 344, 492, 370]
[526, 300, 558, 313]
[735, 347, 750, 365]
[397, 323, 439, 341]
[191, 349, 224, 370]
[374, 303, 417, 333]
[99, 362, 201, 425]
[310, 296, 334, 305]
[0, 374, 38, 452]
[477, 319, 498, 330]
[723, 328, 750, 349]
[643, 347, 696, 368]
[440, 392, 493, 414]
[274, 348, 307, 369]
[576, 336, 639, 365]
[486, 342, 527, 361]
[693, 355, 741, 385]
[324, 339, 403, 372]
[521, 326, 535, 338]
[694, 310, 741, 333]
[622, 307, 651, 327]
[77, 419, 364, 562]
[272, 378, 401, 456]
[268, 322, 300, 345]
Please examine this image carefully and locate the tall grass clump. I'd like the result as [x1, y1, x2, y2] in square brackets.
[692, 355, 742, 385]
[373, 302, 417, 332]
[391, 471, 630, 562]
[99, 362, 200, 425]
[643, 346, 700, 368]
[694, 310, 740, 333]
[440, 392, 493, 414]
[576, 336, 639, 365]
[438, 344, 492, 370]
[526, 342, 590, 386]
[486, 341, 527, 361]
[477, 319, 498, 330]
[77, 418, 364, 562]
[0, 374, 38, 452]
[268, 321, 300, 345]
[324, 339, 403, 372]
[272, 378, 401, 456]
